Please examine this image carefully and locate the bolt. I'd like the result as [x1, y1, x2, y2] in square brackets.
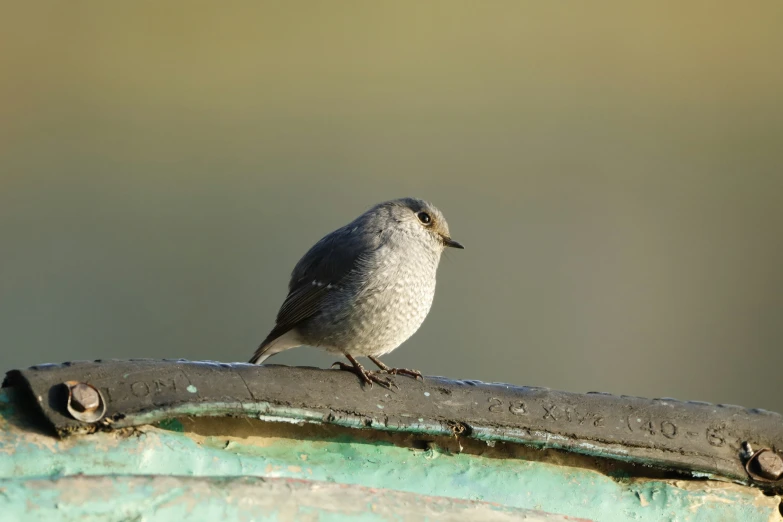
[70, 383, 100, 413]
[754, 450, 783, 481]
[741, 441, 754, 459]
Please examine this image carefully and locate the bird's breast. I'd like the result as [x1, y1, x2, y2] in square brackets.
[329, 246, 439, 354]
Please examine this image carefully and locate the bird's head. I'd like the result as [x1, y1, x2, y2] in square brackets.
[378, 197, 464, 252]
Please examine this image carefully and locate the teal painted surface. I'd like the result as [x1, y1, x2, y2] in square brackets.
[43, 396, 733, 483]
[0, 388, 779, 521]
[0, 476, 568, 522]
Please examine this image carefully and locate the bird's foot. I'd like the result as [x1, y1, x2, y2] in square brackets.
[367, 356, 423, 381]
[374, 367, 424, 380]
[331, 361, 397, 390]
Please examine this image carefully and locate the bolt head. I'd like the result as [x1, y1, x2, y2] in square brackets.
[754, 450, 783, 481]
[70, 383, 100, 412]
[741, 441, 754, 458]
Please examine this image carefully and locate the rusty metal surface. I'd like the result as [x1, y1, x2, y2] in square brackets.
[4, 359, 782, 485]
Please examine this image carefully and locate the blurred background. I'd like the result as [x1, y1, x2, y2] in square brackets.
[2, 2, 782, 412]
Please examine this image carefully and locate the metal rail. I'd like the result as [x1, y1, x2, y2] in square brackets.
[4, 359, 782, 489]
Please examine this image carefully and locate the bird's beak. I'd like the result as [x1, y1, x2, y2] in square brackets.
[442, 236, 465, 249]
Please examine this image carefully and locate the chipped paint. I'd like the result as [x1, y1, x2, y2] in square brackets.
[0, 476, 576, 522]
[1, 387, 781, 521]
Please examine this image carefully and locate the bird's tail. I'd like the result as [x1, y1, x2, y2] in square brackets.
[249, 338, 274, 364]
[248, 348, 271, 365]
[249, 329, 301, 364]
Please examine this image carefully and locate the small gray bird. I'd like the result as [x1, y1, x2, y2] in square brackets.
[249, 197, 463, 388]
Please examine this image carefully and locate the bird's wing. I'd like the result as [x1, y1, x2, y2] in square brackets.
[251, 224, 377, 361]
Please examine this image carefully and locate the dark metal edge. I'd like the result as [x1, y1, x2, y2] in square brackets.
[3, 359, 782, 489]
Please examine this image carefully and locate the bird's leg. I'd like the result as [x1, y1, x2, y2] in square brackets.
[331, 354, 396, 390]
[368, 356, 424, 381]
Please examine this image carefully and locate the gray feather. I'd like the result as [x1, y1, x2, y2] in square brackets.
[250, 216, 383, 363]
[249, 198, 461, 365]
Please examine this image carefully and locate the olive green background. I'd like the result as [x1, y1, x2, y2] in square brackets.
[2, 3, 782, 412]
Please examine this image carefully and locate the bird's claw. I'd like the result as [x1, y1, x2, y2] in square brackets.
[331, 362, 397, 390]
[374, 367, 424, 381]
[367, 372, 398, 390]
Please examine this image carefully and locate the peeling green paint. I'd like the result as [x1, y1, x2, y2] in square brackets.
[81, 397, 716, 478]
[0, 476, 571, 522]
[157, 418, 185, 432]
[0, 388, 779, 521]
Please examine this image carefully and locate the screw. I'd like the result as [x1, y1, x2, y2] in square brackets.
[754, 450, 783, 481]
[70, 383, 100, 413]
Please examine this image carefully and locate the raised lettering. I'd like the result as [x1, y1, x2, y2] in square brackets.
[488, 397, 504, 413]
[130, 381, 150, 397]
[509, 401, 527, 416]
[706, 428, 726, 447]
[565, 407, 588, 424]
[153, 379, 177, 393]
[543, 404, 558, 421]
[661, 421, 677, 439]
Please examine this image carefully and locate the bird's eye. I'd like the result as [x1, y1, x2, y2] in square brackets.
[417, 212, 432, 225]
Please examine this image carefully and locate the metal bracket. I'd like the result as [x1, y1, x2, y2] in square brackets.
[4, 359, 782, 488]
